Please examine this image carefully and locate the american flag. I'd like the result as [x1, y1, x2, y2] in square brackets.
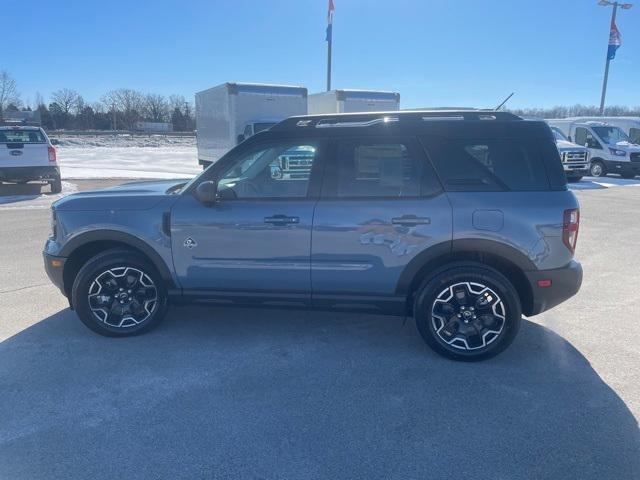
[607, 20, 621, 60]
[326, 0, 335, 42]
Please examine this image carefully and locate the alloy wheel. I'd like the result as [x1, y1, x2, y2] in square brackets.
[431, 281, 506, 351]
[88, 267, 158, 328]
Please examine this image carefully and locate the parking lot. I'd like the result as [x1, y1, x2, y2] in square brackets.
[1, 179, 639, 479]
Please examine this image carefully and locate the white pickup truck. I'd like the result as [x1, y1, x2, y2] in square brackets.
[0, 124, 61, 193]
[549, 126, 590, 182]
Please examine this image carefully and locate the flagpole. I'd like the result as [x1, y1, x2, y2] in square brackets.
[327, 35, 332, 91]
[599, 2, 618, 116]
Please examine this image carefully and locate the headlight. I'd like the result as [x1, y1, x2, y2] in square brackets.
[609, 148, 627, 157]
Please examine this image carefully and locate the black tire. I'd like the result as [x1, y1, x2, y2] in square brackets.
[590, 160, 606, 177]
[71, 249, 168, 337]
[566, 175, 583, 183]
[414, 263, 522, 361]
[50, 177, 62, 194]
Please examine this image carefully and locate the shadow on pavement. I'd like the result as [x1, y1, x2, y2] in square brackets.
[0, 183, 48, 204]
[1, 306, 638, 479]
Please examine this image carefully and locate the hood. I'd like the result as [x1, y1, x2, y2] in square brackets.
[556, 139, 587, 152]
[53, 179, 188, 211]
[614, 141, 640, 151]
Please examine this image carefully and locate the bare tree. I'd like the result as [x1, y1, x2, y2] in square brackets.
[144, 93, 169, 122]
[102, 88, 145, 129]
[51, 88, 82, 115]
[0, 70, 21, 116]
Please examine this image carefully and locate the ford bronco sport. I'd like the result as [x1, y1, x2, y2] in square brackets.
[43, 111, 582, 361]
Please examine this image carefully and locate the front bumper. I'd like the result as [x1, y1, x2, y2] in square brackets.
[564, 166, 589, 177]
[524, 260, 583, 316]
[43, 251, 67, 295]
[604, 160, 640, 177]
[0, 166, 60, 183]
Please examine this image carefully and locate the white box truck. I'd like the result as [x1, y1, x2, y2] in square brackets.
[308, 89, 400, 114]
[556, 117, 640, 144]
[547, 119, 640, 178]
[195, 83, 308, 166]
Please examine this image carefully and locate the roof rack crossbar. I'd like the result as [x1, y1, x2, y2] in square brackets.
[272, 110, 521, 131]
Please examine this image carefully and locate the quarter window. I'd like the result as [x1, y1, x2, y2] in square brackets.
[423, 136, 550, 191]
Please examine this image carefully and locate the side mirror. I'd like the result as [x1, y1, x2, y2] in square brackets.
[50, 138, 60, 145]
[195, 180, 218, 205]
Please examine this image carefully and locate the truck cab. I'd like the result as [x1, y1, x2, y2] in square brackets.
[237, 120, 279, 144]
[548, 120, 640, 178]
[549, 126, 589, 182]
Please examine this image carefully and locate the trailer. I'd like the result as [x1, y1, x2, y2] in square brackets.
[307, 89, 400, 115]
[195, 82, 308, 166]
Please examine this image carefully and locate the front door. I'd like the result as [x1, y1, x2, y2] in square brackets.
[171, 139, 324, 305]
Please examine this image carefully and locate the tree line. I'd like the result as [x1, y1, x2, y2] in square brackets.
[3, 70, 640, 131]
[507, 105, 640, 118]
[0, 70, 194, 131]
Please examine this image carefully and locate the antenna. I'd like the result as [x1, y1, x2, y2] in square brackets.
[495, 92, 515, 111]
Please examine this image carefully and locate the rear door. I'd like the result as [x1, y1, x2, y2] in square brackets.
[311, 136, 452, 311]
[0, 128, 50, 167]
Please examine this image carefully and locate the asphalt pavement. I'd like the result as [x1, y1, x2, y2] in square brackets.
[0, 179, 639, 480]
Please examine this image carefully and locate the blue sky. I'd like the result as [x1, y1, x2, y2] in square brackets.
[4, 0, 639, 109]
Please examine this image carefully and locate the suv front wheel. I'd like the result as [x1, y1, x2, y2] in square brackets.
[414, 264, 521, 361]
[71, 249, 168, 336]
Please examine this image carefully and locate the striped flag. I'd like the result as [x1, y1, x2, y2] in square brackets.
[326, 0, 335, 42]
[607, 19, 622, 60]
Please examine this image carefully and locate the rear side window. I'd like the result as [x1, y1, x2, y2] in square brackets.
[0, 129, 46, 144]
[326, 138, 440, 198]
[422, 136, 550, 191]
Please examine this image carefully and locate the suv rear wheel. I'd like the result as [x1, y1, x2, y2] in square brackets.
[71, 249, 168, 336]
[414, 264, 521, 361]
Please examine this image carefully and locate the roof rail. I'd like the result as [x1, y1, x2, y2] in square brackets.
[272, 110, 522, 131]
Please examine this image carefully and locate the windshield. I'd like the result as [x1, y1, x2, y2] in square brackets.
[0, 128, 46, 143]
[592, 126, 630, 144]
[550, 127, 568, 142]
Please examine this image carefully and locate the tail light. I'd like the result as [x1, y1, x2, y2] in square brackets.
[563, 208, 580, 253]
[48, 146, 57, 163]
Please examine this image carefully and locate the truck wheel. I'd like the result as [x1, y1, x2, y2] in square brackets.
[50, 177, 62, 194]
[71, 249, 168, 337]
[413, 264, 521, 361]
[590, 161, 606, 177]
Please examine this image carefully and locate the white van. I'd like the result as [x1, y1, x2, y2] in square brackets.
[560, 117, 640, 144]
[546, 119, 640, 178]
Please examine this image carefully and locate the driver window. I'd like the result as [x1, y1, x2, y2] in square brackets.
[217, 141, 318, 199]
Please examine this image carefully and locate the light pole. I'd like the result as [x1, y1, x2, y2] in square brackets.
[598, 0, 633, 115]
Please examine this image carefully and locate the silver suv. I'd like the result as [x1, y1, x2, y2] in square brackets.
[43, 111, 582, 361]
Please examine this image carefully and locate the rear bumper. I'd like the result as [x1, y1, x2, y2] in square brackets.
[524, 260, 583, 316]
[0, 166, 60, 183]
[604, 160, 640, 176]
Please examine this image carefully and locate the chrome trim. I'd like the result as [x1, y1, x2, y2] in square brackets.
[315, 116, 399, 128]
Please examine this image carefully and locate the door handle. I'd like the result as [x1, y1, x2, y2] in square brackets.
[391, 215, 431, 226]
[264, 215, 300, 225]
